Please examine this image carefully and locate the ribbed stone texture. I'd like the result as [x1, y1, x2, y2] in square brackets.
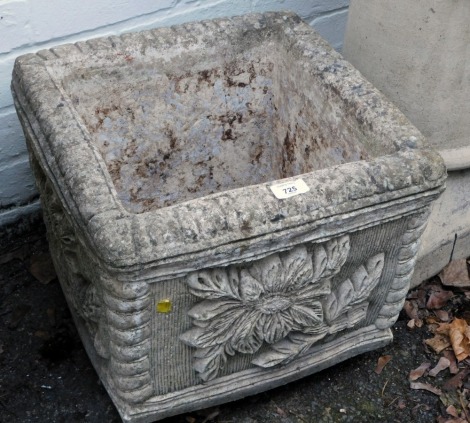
[12, 12, 445, 423]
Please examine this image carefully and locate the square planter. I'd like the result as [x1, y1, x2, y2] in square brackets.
[12, 12, 445, 423]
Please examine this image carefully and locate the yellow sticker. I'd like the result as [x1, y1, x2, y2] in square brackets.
[156, 299, 172, 313]
[269, 179, 310, 199]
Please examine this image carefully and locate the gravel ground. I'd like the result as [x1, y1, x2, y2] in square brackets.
[0, 223, 468, 423]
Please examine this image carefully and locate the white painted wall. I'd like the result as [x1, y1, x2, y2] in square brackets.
[0, 0, 349, 228]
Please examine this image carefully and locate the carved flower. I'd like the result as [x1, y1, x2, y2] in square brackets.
[180, 245, 332, 379]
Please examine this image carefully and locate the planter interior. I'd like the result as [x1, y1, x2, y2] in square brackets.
[11, 12, 446, 423]
[61, 31, 376, 214]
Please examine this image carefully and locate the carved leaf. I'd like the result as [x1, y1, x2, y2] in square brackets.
[229, 310, 264, 354]
[187, 269, 240, 300]
[324, 279, 354, 323]
[312, 246, 328, 281]
[193, 346, 227, 382]
[281, 246, 314, 290]
[252, 339, 303, 368]
[294, 281, 332, 310]
[81, 284, 101, 322]
[251, 349, 293, 368]
[324, 235, 351, 278]
[312, 235, 350, 281]
[262, 312, 293, 344]
[337, 279, 355, 311]
[250, 254, 284, 293]
[350, 253, 384, 302]
[327, 303, 369, 333]
[323, 253, 385, 324]
[323, 292, 338, 324]
[239, 270, 264, 302]
[188, 299, 241, 322]
[290, 303, 323, 328]
[252, 329, 328, 368]
[180, 327, 219, 349]
[181, 305, 245, 348]
[288, 331, 328, 355]
[94, 323, 110, 359]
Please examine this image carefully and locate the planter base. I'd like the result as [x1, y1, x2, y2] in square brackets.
[117, 325, 392, 423]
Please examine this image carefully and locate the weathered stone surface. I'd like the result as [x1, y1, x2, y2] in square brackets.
[12, 12, 445, 423]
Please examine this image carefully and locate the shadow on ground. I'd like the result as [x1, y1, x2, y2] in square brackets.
[0, 224, 468, 423]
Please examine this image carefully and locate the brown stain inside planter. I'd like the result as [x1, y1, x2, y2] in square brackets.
[63, 47, 371, 214]
[281, 124, 296, 178]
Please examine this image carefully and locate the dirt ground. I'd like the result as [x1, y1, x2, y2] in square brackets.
[0, 223, 469, 423]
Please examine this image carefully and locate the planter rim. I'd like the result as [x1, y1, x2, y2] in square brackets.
[11, 11, 446, 269]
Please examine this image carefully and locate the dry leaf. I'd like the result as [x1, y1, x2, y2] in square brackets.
[436, 319, 470, 361]
[435, 310, 451, 322]
[29, 253, 57, 284]
[439, 259, 470, 288]
[425, 334, 451, 354]
[397, 398, 406, 409]
[443, 350, 459, 374]
[409, 362, 431, 381]
[440, 391, 459, 408]
[201, 409, 219, 423]
[404, 300, 419, 320]
[275, 407, 287, 417]
[443, 369, 470, 391]
[417, 287, 428, 308]
[375, 355, 392, 374]
[426, 289, 454, 309]
[429, 357, 450, 377]
[407, 319, 416, 329]
[427, 316, 441, 325]
[185, 417, 196, 423]
[446, 405, 460, 418]
[410, 382, 443, 396]
[408, 318, 423, 328]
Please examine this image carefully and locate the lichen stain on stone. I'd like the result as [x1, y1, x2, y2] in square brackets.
[281, 123, 296, 178]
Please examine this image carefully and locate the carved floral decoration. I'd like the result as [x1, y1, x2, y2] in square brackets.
[181, 235, 385, 381]
[34, 160, 111, 360]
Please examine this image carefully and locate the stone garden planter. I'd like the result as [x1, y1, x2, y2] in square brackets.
[12, 12, 445, 423]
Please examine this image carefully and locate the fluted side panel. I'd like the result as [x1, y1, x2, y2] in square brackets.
[103, 277, 154, 403]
